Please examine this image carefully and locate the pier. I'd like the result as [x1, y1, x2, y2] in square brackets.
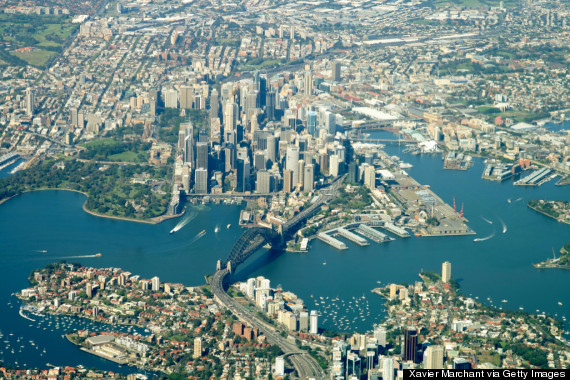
[382, 223, 410, 238]
[515, 168, 553, 186]
[337, 228, 370, 246]
[317, 232, 348, 250]
[356, 224, 394, 243]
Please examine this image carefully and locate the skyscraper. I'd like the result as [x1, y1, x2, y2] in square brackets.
[423, 345, 444, 369]
[374, 325, 386, 347]
[151, 276, 160, 292]
[329, 154, 339, 177]
[304, 164, 314, 192]
[25, 88, 35, 117]
[307, 111, 317, 136]
[283, 169, 292, 193]
[196, 142, 208, 172]
[237, 158, 251, 192]
[442, 261, 451, 283]
[165, 89, 178, 108]
[332, 61, 341, 82]
[195, 168, 208, 194]
[286, 146, 300, 186]
[179, 85, 194, 109]
[224, 102, 238, 133]
[309, 310, 318, 334]
[256, 170, 272, 193]
[266, 91, 276, 121]
[403, 327, 418, 363]
[364, 165, 376, 189]
[304, 72, 313, 95]
[382, 357, 394, 380]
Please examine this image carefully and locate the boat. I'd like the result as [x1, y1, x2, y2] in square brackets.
[558, 302, 563, 306]
[170, 228, 176, 234]
[199, 230, 206, 237]
[501, 299, 508, 303]
[322, 261, 327, 266]
[227, 224, 231, 229]
[214, 226, 219, 233]
[95, 253, 102, 257]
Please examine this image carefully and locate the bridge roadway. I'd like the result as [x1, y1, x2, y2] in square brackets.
[211, 176, 346, 378]
[212, 269, 325, 379]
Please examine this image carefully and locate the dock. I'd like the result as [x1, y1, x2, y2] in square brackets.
[443, 152, 472, 170]
[356, 224, 394, 243]
[317, 232, 348, 250]
[514, 168, 553, 186]
[382, 223, 410, 238]
[337, 228, 370, 246]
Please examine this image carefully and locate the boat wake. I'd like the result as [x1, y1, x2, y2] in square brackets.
[56, 254, 101, 259]
[498, 217, 507, 233]
[190, 230, 206, 243]
[514, 197, 523, 202]
[170, 211, 198, 234]
[473, 231, 495, 242]
[480, 216, 493, 224]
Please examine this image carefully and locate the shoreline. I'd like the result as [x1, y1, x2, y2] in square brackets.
[527, 203, 570, 225]
[0, 188, 183, 225]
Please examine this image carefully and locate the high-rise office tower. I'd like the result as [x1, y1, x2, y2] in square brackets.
[25, 88, 35, 117]
[442, 261, 451, 283]
[266, 134, 276, 163]
[210, 88, 219, 119]
[254, 152, 266, 171]
[304, 72, 313, 95]
[304, 164, 314, 192]
[307, 111, 317, 136]
[286, 146, 300, 186]
[364, 165, 375, 189]
[179, 85, 194, 109]
[196, 142, 208, 171]
[256, 170, 272, 193]
[283, 169, 292, 193]
[194, 168, 208, 194]
[236, 158, 250, 192]
[325, 111, 336, 135]
[332, 61, 341, 82]
[329, 154, 339, 177]
[224, 102, 238, 133]
[165, 89, 178, 108]
[382, 357, 394, 380]
[423, 345, 444, 369]
[266, 91, 276, 121]
[70, 107, 78, 126]
[403, 327, 418, 363]
[453, 358, 472, 369]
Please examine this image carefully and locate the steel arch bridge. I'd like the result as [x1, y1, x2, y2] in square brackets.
[223, 227, 280, 272]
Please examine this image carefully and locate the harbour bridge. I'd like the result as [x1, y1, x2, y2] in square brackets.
[210, 176, 345, 379]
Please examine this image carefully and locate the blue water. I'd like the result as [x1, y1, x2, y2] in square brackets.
[0, 131, 569, 369]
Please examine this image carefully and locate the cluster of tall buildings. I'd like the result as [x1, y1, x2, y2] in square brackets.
[172, 65, 350, 196]
[238, 276, 318, 334]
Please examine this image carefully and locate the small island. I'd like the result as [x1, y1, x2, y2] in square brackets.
[533, 243, 570, 270]
[528, 200, 570, 225]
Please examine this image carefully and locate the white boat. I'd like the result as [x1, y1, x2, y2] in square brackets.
[227, 224, 231, 229]
[558, 302, 563, 306]
[215, 226, 219, 233]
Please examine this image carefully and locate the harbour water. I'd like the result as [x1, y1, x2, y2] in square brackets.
[0, 122, 569, 369]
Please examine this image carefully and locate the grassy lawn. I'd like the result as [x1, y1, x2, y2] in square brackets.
[237, 59, 282, 72]
[0, 13, 77, 67]
[12, 49, 56, 67]
[108, 151, 146, 163]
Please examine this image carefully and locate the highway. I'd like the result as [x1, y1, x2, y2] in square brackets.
[210, 176, 346, 378]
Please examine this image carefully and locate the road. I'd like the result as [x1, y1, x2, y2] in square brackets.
[210, 177, 346, 378]
[212, 269, 325, 379]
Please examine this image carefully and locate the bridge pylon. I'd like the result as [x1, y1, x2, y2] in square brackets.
[216, 260, 221, 271]
[226, 261, 232, 273]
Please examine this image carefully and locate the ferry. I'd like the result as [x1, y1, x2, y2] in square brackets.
[170, 228, 176, 234]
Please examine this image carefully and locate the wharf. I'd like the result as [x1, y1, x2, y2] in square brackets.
[356, 224, 394, 243]
[80, 347, 128, 364]
[443, 152, 472, 170]
[336, 227, 369, 246]
[317, 232, 347, 250]
[515, 168, 553, 186]
[382, 223, 410, 238]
